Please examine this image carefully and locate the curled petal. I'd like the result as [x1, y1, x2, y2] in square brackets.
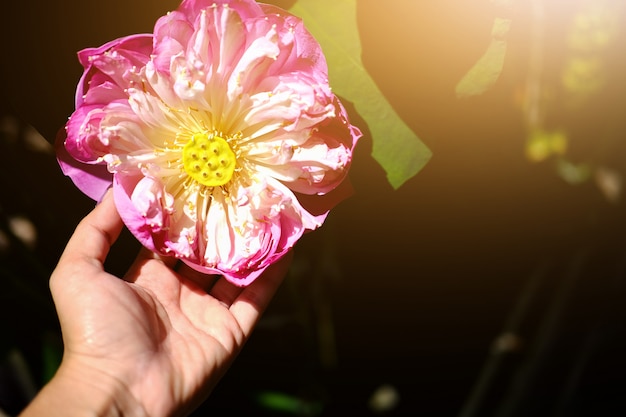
[257, 4, 329, 80]
[75, 34, 153, 108]
[288, 98, 361, 194]
[65, 105, 110, 162]
[153, 11, 195, 74]
[180, 0, 263, 24]
[130, 176, 174, 232]
[56, 128, 112, 202]
[112, 173, 163, 253]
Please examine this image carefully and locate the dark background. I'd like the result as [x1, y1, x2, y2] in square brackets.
[2, 0, 626, 415]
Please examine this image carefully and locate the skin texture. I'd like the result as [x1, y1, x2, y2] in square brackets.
[20, 190, 292, 417]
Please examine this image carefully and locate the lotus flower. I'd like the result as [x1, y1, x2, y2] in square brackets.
[57, 0, 361, 286]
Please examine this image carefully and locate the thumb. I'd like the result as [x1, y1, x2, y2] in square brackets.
[56, 189, 123, 270]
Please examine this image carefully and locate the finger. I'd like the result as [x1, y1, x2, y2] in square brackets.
[123, 247, 179, 283]
[176, 262, 221, 292]
[209, 252, 293, 308]
[229, 251, 293, 335]
[134, 247, 179, 269]
[205, 276, 244, 307]
[58, 189, 123, 267]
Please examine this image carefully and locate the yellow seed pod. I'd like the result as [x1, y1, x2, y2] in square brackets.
[182, 134, 236, 187]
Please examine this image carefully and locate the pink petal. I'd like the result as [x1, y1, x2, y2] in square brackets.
[55, 128, 112, 202]
[112, 173, 161, 253]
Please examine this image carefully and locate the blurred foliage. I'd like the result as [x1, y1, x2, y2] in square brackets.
[456, 0, 512, 99]
[525, 129, 568, 162]
[458, 0, 625, 201]
[563, 1, 621, 104]
[534, 0, 623, 192]
[255, 391, 323, 415]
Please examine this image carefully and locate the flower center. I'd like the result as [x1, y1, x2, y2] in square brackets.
[182, 133, 236, 187]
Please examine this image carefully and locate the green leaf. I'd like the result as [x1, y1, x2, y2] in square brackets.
[255, 391, 323, 415]
[456, 18, 511, 98]
[289, 0, 431, 189]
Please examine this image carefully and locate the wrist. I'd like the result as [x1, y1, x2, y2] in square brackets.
[20, 358, 147, 417]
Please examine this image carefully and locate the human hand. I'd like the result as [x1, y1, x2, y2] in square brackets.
[21, 190, 292, 417]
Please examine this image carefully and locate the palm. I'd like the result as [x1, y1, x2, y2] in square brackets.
[49, 192, 290, 416]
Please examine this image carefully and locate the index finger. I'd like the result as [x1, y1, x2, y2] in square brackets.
[229, 251, 293, 335]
